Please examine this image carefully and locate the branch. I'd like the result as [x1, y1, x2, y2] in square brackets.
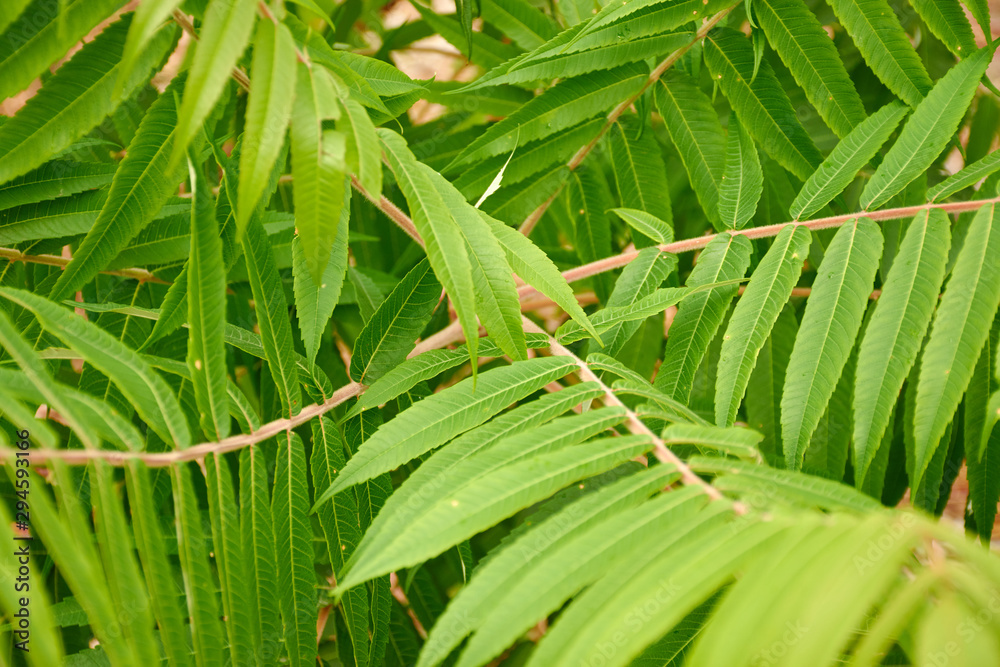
[0, 247, 168, 284]
[24, 382, 363, 466]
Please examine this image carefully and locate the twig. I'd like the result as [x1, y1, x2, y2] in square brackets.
[0, 247, 168, 284]
[521, 317, 737, 509]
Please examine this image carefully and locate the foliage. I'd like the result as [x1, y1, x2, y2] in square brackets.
[1, 0, 1000, 665]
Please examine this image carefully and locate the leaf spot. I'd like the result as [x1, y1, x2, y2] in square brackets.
[194, 359, 202, 370]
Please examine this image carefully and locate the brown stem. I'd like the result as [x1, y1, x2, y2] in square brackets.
[0, 247, 168, 284]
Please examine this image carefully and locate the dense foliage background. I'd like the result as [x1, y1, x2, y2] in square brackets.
[2, 0, 1000, 665]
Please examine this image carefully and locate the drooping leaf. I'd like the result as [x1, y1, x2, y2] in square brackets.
[186, 159, 229, 441]
[170, 0, 257, 165]
[853, 210, 950, 487]
[656, 233, 752, 402]
[591, 247, 676, 354]
[293, 197, 348, 366]
[236, 18, 297, 236]
[782, 219, 882, 469]
[754, 0, 867, 137]
[241, 214, 303, 417]
[49, 74, 191, 302]
[565, 0, 736, 50]
[717, 114, 763, 230]
[655, 72, 727, 226]
[715, 224, 811, 427]
[341, 97, 383, 200]
[350, 259, 441, 384]
[239, 446, 283, 663]
[422, 165, 528, 361]
[861, 47, 993, 210]
[608, 116, 673, 235]
[704, 28, 823, 182]
[379, 129, 480, 366]
[291, 60, 348, 284]
[825, 0, 933, 106]
[0, 161, 116, 211]
[273, 432, 319, 667]
[204, 454, 255, 665]
[910, 0, 977, 58]
[315, 357, 578, 502]
[610, 209, 673, 245]
[172, 463, 228, 665]
[789, 101, 909, 220]
[912, 203, 1000, 490]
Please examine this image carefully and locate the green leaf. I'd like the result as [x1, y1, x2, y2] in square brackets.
[661, 423, 763, 459]
[186, 160, 229, 441]
[171, 463, 227, 666]
[654, 72, 727, 227]
[341, 98, 383, 200]
[789, 101, 909, 220]
[861, 48, 993, 210]
[341, 432, 654, 590]
[656, 234, 752, 403]
[961, 0, 992, 37]
[566, 0, 735, 50]
[293, 197, 348, 366]
[610, 208, 673, 245]
[124, 461, 194, 667]
[568, 166, 614, 300]
[482, 0, 559, 50]
[311, 417, 371, 667]
[422, 164, 528, 361]
[236, 19, 297, 236]
[350, 259, 441, 384]
[315, 357, 578, 502]
[928, 148, 1000, 202]
[0, 161, 116, 211]
[6, 462, 131, 664]
[455, 485, 706, 667]
[239, 446, 283, 663]
[171, 0, 257, 165]
[853, 210, 950, 487]
[0, 14, 175, 185]
[754, 0, 867, 137]
[49, 74, 191, 302]
[0, 0, 31, 34]
[273, 432, 318, 667]
[593, 247, 676, 354]
[704, 28, 823, 182]
[481, 211, 601, 341]
[90, 461, 159, 663]
[448, 64, 648, 169]
[346, 335, 550, 419]
[608, 117, 673, 234]
[715, 224, 811, 427]
[0, 286, 192, 447]
[782, 219, 882, 469]
[205, 454, 255, 665]
[717, 114, 763, 230]
[413, 3, 520, 70]
[480, 32, 693, 87]
[558, 286, 709, 345]
[379, 129, 480, 367]
[611, 378, 710, 425]
[912, 203, 1000, 490]
[0, 0, 123, 103]
[910, 0, 977, 58]
[291, 61, 348, 284]
[825, 0, 933, 106]
[967, 321, 1000, 540]
[240, 214, 303, 416]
